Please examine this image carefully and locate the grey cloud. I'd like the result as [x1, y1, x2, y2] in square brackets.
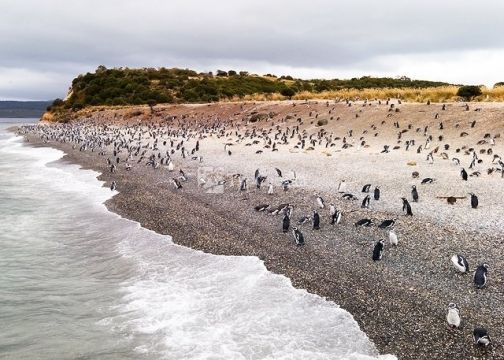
[1, 0, 504, 99]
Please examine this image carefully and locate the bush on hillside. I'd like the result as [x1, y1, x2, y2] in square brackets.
[457, 85, 482, 100]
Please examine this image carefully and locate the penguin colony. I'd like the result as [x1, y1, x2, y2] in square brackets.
[19, 99, 502, 354]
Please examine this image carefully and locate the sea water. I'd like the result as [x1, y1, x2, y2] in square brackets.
[0, 119, 395, 360]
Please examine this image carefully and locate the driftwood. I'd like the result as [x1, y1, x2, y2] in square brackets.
[436, 196, 467, 205]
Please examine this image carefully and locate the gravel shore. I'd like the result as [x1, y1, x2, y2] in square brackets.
[15, 101, 504, 359]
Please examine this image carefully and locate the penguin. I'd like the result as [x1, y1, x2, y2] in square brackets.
[361, 195, 370, 209]
[469, 193, 478, 209]
[254, 204, 270, 212]
[401, 198, 413, 216]
[297, 215, 311, 225]
[446, 303, 461, 329]
[312, 210, 320, 230]
[240, 178, 247, 191]
[329, 204, 336, 217]
[411, 185, 419, 202]
[171, 178, 183, 189]
[110, 181, 117, 191]
[473, 327, 491, 347]
[282, 213, 290, 233]
[267, 183, 274, 195]
[372, 240, 385, 261]
[331, 210, 342, 225]
[373, 186, 380, 200]
[388, 229, 398, 246]
[337, 180, 346, 193]
[167, 161, 174, 171]
[355, 218, 373, 227]
[474, 263, 489, 288]
[342, 193, 358, 200]
[461, 168, 468, 181]
[275, 167, 283, 177]
[362, 184, 371, 193]
[292, 227, 305, 246]
[421, 178, 435, 184]
[378, 219, 396, 229]
[316, 196, 325, 209]
[451, 255, 469, 273]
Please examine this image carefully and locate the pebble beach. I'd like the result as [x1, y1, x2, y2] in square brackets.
[17, 100, 504, 359]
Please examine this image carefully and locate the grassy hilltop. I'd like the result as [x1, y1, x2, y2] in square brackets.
[46, 66, 504, 119]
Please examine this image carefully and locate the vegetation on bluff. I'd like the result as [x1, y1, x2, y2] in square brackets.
[46, 67, 504, 116]
[48, 66, 455, 112]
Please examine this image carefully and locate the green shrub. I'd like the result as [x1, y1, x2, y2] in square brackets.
[457, 85, 482, 100]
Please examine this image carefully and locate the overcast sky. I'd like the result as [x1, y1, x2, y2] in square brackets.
[1, 0, 504, 100]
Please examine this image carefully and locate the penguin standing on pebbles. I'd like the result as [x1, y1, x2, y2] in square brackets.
[446, 303, 461, 329]
[474, 264, 489, 288]
[372, 240, 385, 261]
[388, 229, 398, 246]
[282, 213, 290, 233]
[312, 210, 320, 230]
[110, 181, 117, 191]
[411, 185, 419, 202]
[461, 168, 468, 181]
[331, 209, 342, 225]
[451, 254, 469, 273]
[469, 193, 479, 209]
[316, 196, 325, 209]
[473, 327, 491, 347]
[374, 186, 380, 200]
[401, 198, 413, 216]
[361, 195, 370, 209]
[292, 227, 305, 246]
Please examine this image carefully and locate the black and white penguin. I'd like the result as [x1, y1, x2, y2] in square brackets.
[461, 168, 468, 181]
[469, 193, 479, 209]
[331, 210, 342, 225]
[110, 181, 117, 191]
[474, 263, 489, 288]
[254, 204, 270, 212]
[372, 240, 385, 261]
[446, 303, 461, 329]
[378, 219, 396, 229]
[171, 178, 183, 189]
[451, 254, 469, 273]
[411, 185, 419, 202]
[240, 178, 247, 191]
[342, 193, 358, 200]
[292, 227, 305, 246]
[361, 195, 371, 209]
[421, 177, 435, 184]
[282, 213, 290, 233]
[267, 183, 274, 195]
[362, 184, 371, 193]
[401, 198, 413, 216]
[316, 196, 325, 209]
[312, 210, 320, 230]
[473, 327, 491, 347]
[355, 218, 373, 227]
[373, 186, 380, 200]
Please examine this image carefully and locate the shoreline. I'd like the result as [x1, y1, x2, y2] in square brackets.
[14, 101, 504, 359]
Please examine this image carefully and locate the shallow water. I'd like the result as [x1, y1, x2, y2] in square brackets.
[0, 119, 395, 359]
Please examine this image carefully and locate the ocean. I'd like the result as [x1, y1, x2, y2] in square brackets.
[0, 119, 394, 360]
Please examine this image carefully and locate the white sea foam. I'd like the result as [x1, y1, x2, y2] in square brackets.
[2, 129, 396, 360]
